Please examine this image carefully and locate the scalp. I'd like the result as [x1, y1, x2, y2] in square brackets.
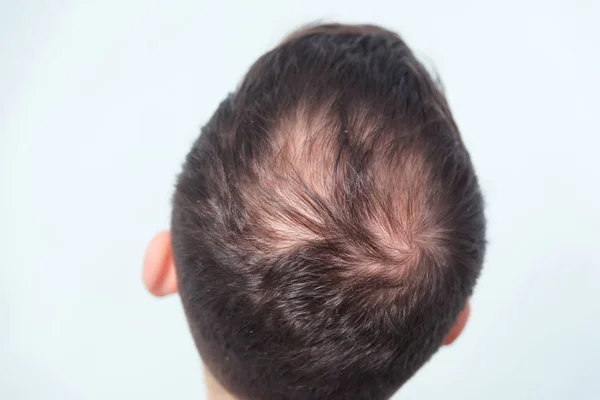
[171, 23, 486, 400]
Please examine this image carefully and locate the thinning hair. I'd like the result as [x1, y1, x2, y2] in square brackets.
[171, 23, 486, 400]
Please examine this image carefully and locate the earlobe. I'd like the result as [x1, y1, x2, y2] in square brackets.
[443, 301, 470, 346]
[142, 230, 178, 297]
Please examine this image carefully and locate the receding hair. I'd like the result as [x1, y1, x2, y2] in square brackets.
[171, 23, 486, 400]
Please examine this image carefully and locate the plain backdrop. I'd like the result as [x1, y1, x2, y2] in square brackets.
[1, 1, 599, 399]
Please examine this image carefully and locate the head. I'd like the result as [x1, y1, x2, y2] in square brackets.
[144, 23, 486, 400]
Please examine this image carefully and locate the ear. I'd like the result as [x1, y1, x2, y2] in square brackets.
[443, 301, 470, 346]
[142, 230, 178, 297]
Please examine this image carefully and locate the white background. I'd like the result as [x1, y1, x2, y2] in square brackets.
[1, 1, 599, 399]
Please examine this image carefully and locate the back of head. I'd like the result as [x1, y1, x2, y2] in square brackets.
[172, 23, 486, 400]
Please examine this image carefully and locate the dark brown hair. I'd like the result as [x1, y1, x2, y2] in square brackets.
[171, 23, 486, 400]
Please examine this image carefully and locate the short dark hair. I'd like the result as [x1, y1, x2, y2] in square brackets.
[171, 23, 486, 400]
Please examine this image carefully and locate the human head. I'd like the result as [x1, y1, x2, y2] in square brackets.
[144, 23, 486, 400]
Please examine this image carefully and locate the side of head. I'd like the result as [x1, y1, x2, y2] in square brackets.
[145, 23, 486, 400]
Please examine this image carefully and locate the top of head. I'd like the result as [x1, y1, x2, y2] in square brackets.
[171, 23, 486, 400]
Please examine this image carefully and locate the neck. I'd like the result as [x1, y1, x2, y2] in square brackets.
[204, 368, 238, 400]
